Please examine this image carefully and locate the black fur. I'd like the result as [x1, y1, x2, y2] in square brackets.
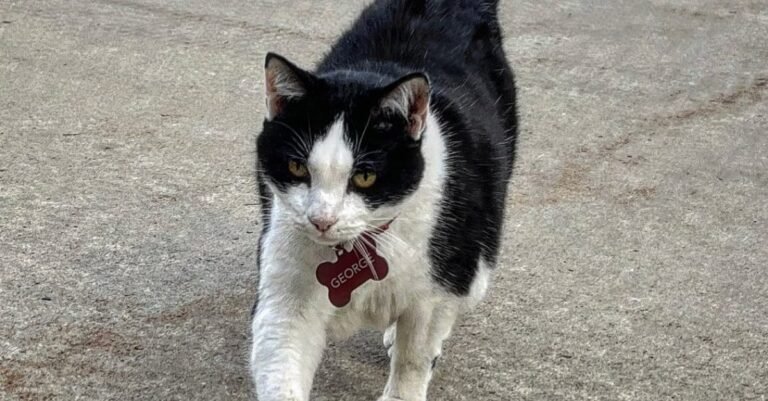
[256, 0, 517, 295]
[258, 59, 427, 209]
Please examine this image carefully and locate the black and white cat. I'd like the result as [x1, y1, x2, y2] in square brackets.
[251, 0, 517, 400]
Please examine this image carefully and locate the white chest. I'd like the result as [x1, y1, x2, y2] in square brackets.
[323, 227, 435, 339]
[259, 217, 437, 340]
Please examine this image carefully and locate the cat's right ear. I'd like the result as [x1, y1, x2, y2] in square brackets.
[264, 53, 312, 120]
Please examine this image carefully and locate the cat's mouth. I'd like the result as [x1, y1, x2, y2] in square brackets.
[307, 228, 380, 248]
[306, 219, 394, 247]
[303, 228, 360, 247]
[311, 235, 348, 247]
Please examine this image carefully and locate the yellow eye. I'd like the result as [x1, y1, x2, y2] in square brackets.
[352, 171, 377, 189]
[288, 160, 308, 178]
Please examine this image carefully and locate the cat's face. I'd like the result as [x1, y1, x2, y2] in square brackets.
[257, 54, 430, 245]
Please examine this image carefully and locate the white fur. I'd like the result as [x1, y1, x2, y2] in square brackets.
[274, 117, 377, 247]
[251, 111, 491, 401]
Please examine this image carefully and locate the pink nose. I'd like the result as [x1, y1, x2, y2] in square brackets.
[310, 216, 338, 233]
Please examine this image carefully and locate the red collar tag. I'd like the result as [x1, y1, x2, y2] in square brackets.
[315, 221, 393, 308]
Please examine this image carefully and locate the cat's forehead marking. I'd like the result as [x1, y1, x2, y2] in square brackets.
[308, 116, 354, 182]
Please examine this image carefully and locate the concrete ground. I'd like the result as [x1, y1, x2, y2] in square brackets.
[1, 0, 767, 400]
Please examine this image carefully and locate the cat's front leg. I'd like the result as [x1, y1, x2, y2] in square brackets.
[251, 295, 327, 401]
[379, 302, 458, 401]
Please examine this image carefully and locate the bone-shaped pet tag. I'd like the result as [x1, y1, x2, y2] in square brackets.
[315, 232, 389, 307]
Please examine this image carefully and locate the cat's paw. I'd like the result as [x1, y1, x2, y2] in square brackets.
[383, 325, 396, 358]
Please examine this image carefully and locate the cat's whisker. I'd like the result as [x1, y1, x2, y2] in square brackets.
[367, 215, 431, 225]
[352, 238, 376, 277]
[356, 235, 385, 265]
[360, 231, 428, 266]
[368, 216, 420, 223]
[363, 223, 411, 251]
[306, 115, 314, 146]
[273, 120, 312, 156]
[354, 114, 373, 158]
[252, 195, 274, 203]
[378, 231, 411, 252]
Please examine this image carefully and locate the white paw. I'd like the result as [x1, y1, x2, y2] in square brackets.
[383, 325, 396, 347]
[383, 325, 396, 357]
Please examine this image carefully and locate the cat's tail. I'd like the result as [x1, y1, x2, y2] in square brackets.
[473, 0, 503, 47]
[469, 0, 518, 163]
[478, 0, 501, 17]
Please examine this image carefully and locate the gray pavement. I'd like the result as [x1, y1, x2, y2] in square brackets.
[1, 0, 767, 400]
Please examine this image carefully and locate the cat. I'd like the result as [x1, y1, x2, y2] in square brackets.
[250, 0, 517, 400]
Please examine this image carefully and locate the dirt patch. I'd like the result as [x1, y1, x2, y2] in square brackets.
[665, 6, 734, 20]
[0, 366, 54, 401]
[73, 328, 144, 356]
[672, 77, 767, 121]
[593, 76, 768, 159]
[535, 76, 768, 201]
[615, 186, 657, 205]
[539, 161, 592, 204]
[144, 293, 250, 325]
[554, 161, 589, 193]
[601, 136, 632, 154]
[1, 367, 25, 393]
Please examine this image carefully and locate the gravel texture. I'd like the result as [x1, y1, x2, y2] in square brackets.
[1, 0, 767, 400]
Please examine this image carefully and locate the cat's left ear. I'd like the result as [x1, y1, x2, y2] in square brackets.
[380, 73, 431, 141]
[264, 52, 314, 120]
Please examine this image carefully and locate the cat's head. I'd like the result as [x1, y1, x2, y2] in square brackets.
[257, 53, 431, 246]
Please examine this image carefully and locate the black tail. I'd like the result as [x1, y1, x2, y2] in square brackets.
[482, 0, 503, 41]
[468, 0, 518, 162]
